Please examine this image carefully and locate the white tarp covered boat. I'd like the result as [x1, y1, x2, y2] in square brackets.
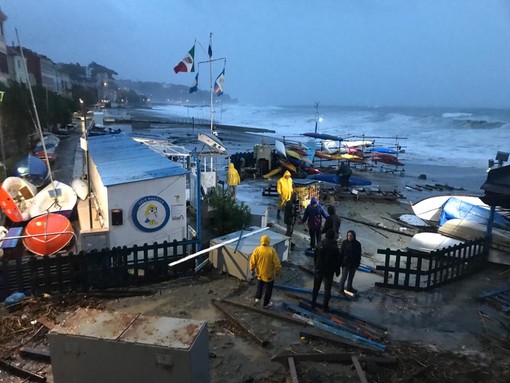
[407, 232, 465, 253]
[438, 218, 510, 252]
[411, 195, 488, 225]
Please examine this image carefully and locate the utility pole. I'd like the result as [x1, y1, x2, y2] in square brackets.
[314, 102, 320, 134]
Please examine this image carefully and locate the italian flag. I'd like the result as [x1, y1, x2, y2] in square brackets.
[173, 45, 195, 73]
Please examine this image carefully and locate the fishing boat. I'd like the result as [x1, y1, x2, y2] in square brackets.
[410, 195, 488, 226]
[23, 213, 74, 256]
[307, 173, 372, 186]
[13, 154, 50, 188]
[198, 132, 227, 154]
[29, 180, 78, 219]
[407, 232, 465, 253]
[0, 177, 37, 222]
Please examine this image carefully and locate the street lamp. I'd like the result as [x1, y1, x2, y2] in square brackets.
[80, 98, 93, 229]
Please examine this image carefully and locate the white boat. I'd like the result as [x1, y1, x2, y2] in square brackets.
[198, 132, 227, 154]
[0, 177, 38, 221]
[411, 195, 487, 225]
[71, 178, 89, 200]
[407, 232, 465, 253]
[342, 140, 374, 148]
[438, 218, 510, 252]
[29, 180, 78, 219]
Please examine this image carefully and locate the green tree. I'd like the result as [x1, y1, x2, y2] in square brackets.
[88, 61, 118, 80]
[60, 62, 87, 81]
[206, 187, 252, 236]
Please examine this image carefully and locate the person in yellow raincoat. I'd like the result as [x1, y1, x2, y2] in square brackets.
[227, 163, 241, 200]
[249, 235, 282, 308]
[276, 170, 293, 219]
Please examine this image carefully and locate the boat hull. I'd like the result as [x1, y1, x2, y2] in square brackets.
[307, 173, 371, 186]
[29, 181, 78, 219]
[23, 213, 74, 256]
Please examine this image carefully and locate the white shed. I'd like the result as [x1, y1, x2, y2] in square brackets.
[78, 133, 189, 251]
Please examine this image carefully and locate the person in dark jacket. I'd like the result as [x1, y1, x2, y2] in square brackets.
[301, 197, 328, 249]
[283, 193, 299, 248]
[311, 229, 341, 312]
[337, 162, 353, 188]
[321, 205, 341, 240]
[339, 230, 362, 294]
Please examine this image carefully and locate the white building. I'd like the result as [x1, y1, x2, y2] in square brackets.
[78, 133, 190, 251]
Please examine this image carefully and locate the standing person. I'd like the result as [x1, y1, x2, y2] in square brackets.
[339, 230, 362, 294]
[284, 193, 299, 249]
[322, 205, 341, 240]
[301, 197, 328, 249]
[250, 235, 282, 309]
[227, 163, 241, 201]
[337, 162, 353, 189]
[311, 229, 341, 312]
[276, 170, 293, 219]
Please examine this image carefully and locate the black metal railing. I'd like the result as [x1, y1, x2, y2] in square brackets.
[0, 238, 200, 299]
[375, 237, 489, 291]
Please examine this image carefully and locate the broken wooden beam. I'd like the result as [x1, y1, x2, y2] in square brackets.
[211, 299, 269, 347]
[271, 351, 396, 365]
[351, 355, 368, 383]
[18, 347, 51, 363]
[0, 358, 47, 382]
[288, 357, 299, 383]
[299, 328, 383, 353]
[274, 285, 350, 300]
[221, 299, 309, 327]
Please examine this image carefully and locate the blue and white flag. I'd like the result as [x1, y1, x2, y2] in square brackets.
[189, 73, 199, 93]
[214, 69, 225, 96]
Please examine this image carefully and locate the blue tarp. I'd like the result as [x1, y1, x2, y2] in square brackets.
[438, 197, 510, 230]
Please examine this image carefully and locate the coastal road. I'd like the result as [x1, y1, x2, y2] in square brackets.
[51, 130, 81, 184]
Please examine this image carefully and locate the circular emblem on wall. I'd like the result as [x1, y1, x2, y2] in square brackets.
[132, 195, 170, 232]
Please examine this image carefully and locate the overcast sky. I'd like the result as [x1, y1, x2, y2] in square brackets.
[3, 0, 510, 108]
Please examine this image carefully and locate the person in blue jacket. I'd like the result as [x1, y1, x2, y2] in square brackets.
[301, 196, 328, 249]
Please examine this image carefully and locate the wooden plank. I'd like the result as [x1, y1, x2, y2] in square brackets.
[351, 356, 368, 383]
[288, 357, 299, 383]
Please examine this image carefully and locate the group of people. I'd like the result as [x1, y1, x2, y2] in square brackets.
[249, 170, 362, 312]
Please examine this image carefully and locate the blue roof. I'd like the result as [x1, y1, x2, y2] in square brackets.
[88, 133, 189, 186]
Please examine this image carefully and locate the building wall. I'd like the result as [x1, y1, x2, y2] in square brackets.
[106, 176, 188, 248]
[40, 56, 57, 92]
[0, 11, 9, 85]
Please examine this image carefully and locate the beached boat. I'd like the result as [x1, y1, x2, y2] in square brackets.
[307, 173, 372, 186]
[0, 177, 37, 222]
[438, 218, 510, 252]
[438, 196, 510, 230]
[13, 154, 50, 188]
[411, 195, 488, 226]
[407, 232, 465, 253]
[71, 177, 89, 200]
[278, 158, 297, 173]
[29, 180, 78, 219]
[198, 132, 227, 154]
[371, 153, 404, 166]
[23, 213, 74, 256]
[302, 132, 342, 141]
[342, 140, 374, 148]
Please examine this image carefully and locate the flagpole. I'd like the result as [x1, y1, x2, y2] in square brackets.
[209, 33, 215, 135]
